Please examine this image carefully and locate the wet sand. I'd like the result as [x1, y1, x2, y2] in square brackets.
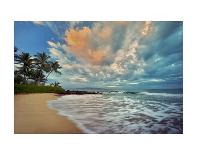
[14, 93, 82, 134]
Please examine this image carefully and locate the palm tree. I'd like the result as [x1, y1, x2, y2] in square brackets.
[16, 52, 33, 83]
[34, 52, 51, 84]
[14, 70, 25, 84]
[46, 61, 62, 80]
[29, 69, 46, 85]
[50, 82, 60, 87]
[15, 50, 62, 86]
[34, 52, 50, 71]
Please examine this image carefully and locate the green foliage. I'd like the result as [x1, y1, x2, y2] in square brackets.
[14, 48, 64, 94]
[50, 82, 60, 87]
[15, 84, 65, 94]
[14, 49, 62, 85]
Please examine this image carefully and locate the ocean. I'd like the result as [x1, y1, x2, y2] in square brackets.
[48, 89, 183, 134]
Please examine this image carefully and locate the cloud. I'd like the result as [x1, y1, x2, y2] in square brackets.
[141, 21, 152, 36]
[48, 22, 150, 85]
[32, 21, 45, 25]
[93, 24, 112, 40]
[66, 76, 88, 83]
[50, 48, 61, 57]
[113, 21, 129, 26]
[47, 41, 59, 48]
[63, 63, 82, 70]
[65, 26, 109, 65]
[69, 21, 81, 28]
[64, 21, 146, 66]
[44, 21, 182, 89]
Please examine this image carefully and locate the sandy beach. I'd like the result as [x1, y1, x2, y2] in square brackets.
[14, 93, 82, 134]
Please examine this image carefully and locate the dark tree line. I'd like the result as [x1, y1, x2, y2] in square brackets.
[14, 47, 62, 85]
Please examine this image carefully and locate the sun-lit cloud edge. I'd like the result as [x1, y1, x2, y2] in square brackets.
[44, 21, 183, 90]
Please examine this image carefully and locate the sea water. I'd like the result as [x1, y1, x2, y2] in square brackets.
[48, 90, 183, 134]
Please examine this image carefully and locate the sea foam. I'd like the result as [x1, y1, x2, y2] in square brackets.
[48, 92, 183, 134]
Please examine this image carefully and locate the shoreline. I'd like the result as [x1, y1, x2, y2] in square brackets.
[14, 93, 83, 134]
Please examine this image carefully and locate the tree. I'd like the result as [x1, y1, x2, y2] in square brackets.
[34, 52, 50, 72]
[14, 70, 25, 84]
[33, 52, 51, 84]
[46, 61, 62, 80]
[29, 69, 46, 85]
[50, 82, 60, 87]
[14, 48, 62, 86]
[16, 52, 33, 83]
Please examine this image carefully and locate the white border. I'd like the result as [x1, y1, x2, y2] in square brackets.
[0, 0, 197, 155]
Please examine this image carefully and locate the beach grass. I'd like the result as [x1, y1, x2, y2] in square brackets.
[15, 84, 65, 94]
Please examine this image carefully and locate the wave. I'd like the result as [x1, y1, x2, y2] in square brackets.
[103, 91, 126, 94]
[139, 92, 183, 97]
[47, 93, 183, 134]
[103, 91, 182, 97]
[48, 99, 95, 134]
[57, 111, 95, 134]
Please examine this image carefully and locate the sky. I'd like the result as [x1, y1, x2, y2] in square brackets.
[14, 21, 183, 91]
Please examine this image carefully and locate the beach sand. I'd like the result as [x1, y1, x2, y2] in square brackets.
[14, 93, 82, 134]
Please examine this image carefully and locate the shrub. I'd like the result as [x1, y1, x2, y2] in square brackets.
[14, 84, 65, 94]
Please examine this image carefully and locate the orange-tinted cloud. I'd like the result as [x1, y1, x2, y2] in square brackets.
[113, 21, 129, 26]
[50, 48, 60, 57]
[66, 27, 91, 49]
[65, 27, 108, 65]
[64, 21, 153, 66]
[141, 21, 152, 36]
[93, 25, 112, 40]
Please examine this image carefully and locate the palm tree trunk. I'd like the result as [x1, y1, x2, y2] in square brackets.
[23, 74, 26, 84]
[46, 70, 53, 79]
